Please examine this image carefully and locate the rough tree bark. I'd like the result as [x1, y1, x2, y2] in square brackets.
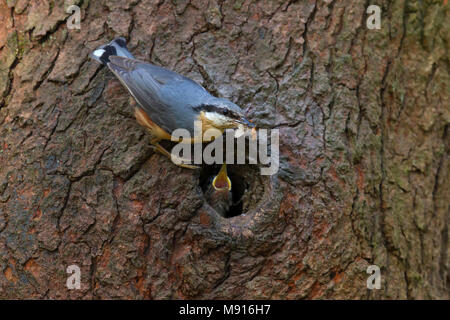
[0, 0, 448, 299]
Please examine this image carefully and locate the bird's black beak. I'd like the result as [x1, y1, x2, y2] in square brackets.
[212, 163, 232, 191]
[235, 117, 255, 128]
[234, 117, 257, 140]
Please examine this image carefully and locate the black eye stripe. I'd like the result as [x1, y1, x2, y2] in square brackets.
[193, 104, 238, 118]
[193, 104, 217, 113]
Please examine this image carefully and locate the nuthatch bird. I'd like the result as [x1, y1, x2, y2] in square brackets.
[91, 38, 255, 169]
[204, 163, 233, 217]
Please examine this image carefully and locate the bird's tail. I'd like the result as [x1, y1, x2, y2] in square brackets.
[90, 37, 135, 65]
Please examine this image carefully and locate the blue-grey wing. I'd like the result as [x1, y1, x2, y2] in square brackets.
[107, 56, 208, 133]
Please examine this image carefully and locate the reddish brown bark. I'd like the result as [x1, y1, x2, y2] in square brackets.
[0, 0, 448, 299]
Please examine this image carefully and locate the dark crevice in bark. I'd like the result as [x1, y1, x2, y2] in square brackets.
[90, 253, 99, 298]
[266, 70, 279, 113]
[0, 54, 20, 111]
[43, 110, 61, 151]
[69, 146, 110, 182]
[439, 218, 448, 290]
[34, 48, 60, 90]
[435, 124, 448, 291]
[379, 58, 390, 295]
[396, 0, 407, 60]
[10, 6, 15, 29]
[120, 146, 155, 182]
[302, 0, 317, 57]
[212, 252, 231, 290]
[56, 178, 72, 233]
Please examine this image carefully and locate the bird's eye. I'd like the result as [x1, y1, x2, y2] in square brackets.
[221, 109, 230, 116]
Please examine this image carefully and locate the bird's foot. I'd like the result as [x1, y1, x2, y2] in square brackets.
[150, 141, 200, 170]
[174, 162, 201, 170]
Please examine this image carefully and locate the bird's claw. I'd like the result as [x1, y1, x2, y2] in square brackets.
[150, 143, 199, 169]
[176, 162, 201, 170]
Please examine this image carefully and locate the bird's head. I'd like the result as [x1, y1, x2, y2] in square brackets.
[194, 99, 255, 132]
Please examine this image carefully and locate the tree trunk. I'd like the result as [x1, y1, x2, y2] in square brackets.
[0, 0, 448, 299]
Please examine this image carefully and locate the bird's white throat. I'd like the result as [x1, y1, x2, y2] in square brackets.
[204, 112, 230, 127]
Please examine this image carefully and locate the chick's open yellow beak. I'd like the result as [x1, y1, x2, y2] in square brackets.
[212, 163, 232, 191]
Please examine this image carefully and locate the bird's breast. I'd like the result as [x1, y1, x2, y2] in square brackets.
[134, 107, 172, 140]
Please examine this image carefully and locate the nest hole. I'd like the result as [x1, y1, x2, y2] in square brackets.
[199, 164, 265, 218]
